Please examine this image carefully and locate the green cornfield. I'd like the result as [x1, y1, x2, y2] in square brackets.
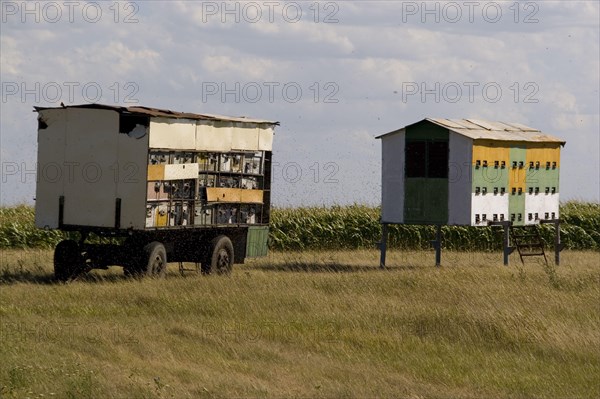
[270, 202, 600, 251]
[1, 202, 599, 251]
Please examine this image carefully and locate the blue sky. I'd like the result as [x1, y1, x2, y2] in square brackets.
[1, 1, 598, 206]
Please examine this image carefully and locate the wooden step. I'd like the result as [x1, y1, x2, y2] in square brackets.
[510, 225, 548, 266]
[516, 243, 544, 248]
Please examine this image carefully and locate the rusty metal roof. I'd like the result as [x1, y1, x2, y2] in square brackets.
[376, 118, 566, 145]
[34, 103, 280, 126]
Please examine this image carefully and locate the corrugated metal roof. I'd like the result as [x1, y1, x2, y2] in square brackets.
[34, 103, 280, 126]
[376, 118, 565, 145]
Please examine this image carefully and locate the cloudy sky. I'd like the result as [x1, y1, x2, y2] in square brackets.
[1, 0, 598, 207]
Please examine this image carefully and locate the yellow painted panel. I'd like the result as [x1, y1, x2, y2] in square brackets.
[206, 188, 242, 202]
[147, 165, 165, 181]
[472, 140, 510, 166]
[525, 144, 561, 167]
[241, 190, 264, 204]
[155, 207, 168, 227]
[509, 167, 526, 190]
[206, 188, 264, 203]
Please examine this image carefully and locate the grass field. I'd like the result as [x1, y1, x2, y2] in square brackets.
[1, 249, 599, 398]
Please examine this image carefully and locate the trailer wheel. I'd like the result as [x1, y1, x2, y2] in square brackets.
[202, 236, 234, 275]
[143, 242, 167, 277]
[54, 240, 83, 282]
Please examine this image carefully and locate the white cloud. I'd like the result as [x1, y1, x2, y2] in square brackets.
[72, 41, 161, 75]
[287, 22, 355, 54]
[200, 55, 278, 80]
[0, 35, 24, 76]
[250, 20, 281, 34]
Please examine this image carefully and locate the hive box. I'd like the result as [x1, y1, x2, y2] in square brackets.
[34, 104, 277, 233]
[377, 118, 565, 226]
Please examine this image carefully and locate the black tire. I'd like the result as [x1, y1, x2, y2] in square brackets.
[124, 241, 167, 278]
[54, 240, 82, 282]
[202, 236, 234, 275]
[142, 242, 167, 277]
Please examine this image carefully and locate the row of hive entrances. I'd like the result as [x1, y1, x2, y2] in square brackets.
[474, 212, 557, 224]
[145, 202, 261, 227]
[474, 187, 558, 195]
[474, 160, 558, 169]
[145, 150, 270, 228]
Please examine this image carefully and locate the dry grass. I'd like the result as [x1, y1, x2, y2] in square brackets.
[0, 249, 599, 398]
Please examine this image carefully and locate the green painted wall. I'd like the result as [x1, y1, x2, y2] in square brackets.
[404, 178, 448, 224]
[404, 121, 449, 224]
[525, 168, 560, 192]
[508, 145, 527, 225]
[246, 226, 269, 257]
[509, 192, 526, 226]
[406, 121, 449, 140]
[510, 146, 527, 164]
[471, 166, 509, 193]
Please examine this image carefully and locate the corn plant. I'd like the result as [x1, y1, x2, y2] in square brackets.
[1, 202, 598, 250]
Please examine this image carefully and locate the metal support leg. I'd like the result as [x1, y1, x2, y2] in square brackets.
[430, 225, 442, 267]
[555, 220, 561, 266]
[380, 223, 388, 269]
[542, 219, 563, 266]
[503, 223, 510, 266]
[488, 221, 515, 266]
[435, 225, 442, 267]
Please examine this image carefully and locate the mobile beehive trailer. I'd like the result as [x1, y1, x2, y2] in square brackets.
[34, 104, 278, 281]
[377, 118, 566, 267]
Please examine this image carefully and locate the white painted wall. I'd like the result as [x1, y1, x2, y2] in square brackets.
[195, 121, 274, 152]
[116, 123, 149, 229]
[471, 192, 510, 225]
[62, 108, 120, 228]
[525, 193, 560, 224]
[163, 163, 200, 180]
[36, 108, 149, 229]
[231, 125, 260, 151]
[258, 127, 274, 151]
[381, 130, 405, 223]
[149, 118, 196, 150]
[35, 109, 66, 229]
[196, 121, 233, 151]
[448, 132, 473, 225]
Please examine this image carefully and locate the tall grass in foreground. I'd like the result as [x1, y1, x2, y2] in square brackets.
[0, 250, 598, 398]
[1, 202, 599, 250]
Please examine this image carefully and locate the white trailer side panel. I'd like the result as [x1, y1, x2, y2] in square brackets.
[149, 118, 196, 150]
[381, 130, 405, 224]
[196, 121, 233, 152]
[448, 132, 473, 225]
[163, 163, 200, 180]
[35, 109, 67, 229]
[62, 108, 119, 228]
[258, 127, 274, 151]
[231, 125, 260, 151]
[116, 125, 149, 229]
